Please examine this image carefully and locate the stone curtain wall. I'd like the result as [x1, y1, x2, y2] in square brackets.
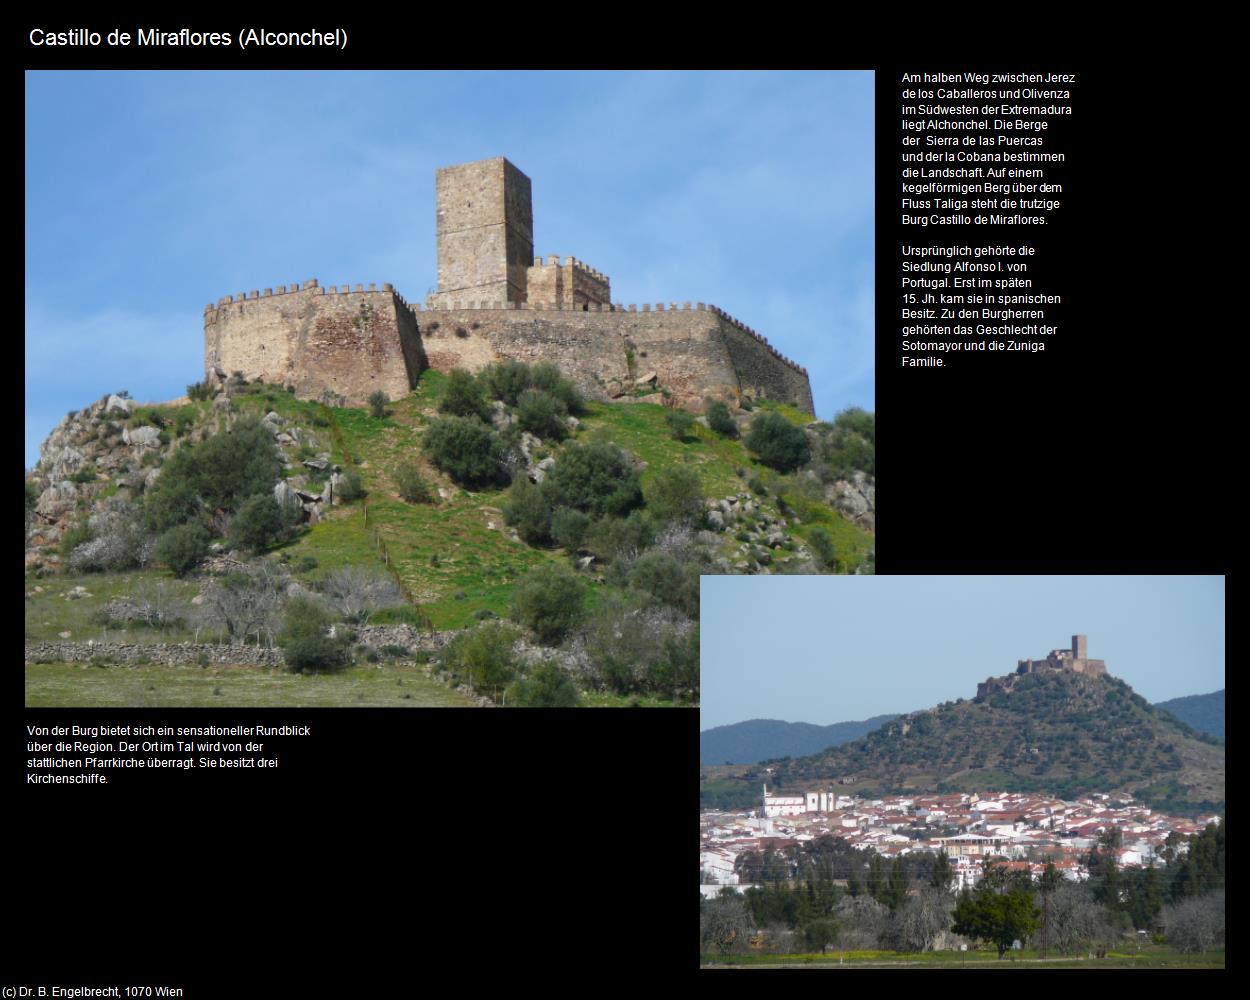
[204, 281, 423, 406]
[416, 303, 814, 414]
[525, 256, 612, 308]
[205, 287, 814, 415]
[715, 311, 816, 414]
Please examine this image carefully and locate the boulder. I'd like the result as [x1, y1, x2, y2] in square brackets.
[123, 425, 162, 448]
[634, 371, 658, 387]
[35, 481, 78, 518]
[43, 446, 87, 479]
[273, 480, 302, 513]
[531, 456, 556, 484]
[105, 394, 134, 415]
[706, 510, 725, 531]
[518, 431, 542, 463]
[488, 400, 514, 431]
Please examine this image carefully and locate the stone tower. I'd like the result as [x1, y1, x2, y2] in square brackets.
[433, 157, 533, 305]
[1072, 634, 1087, 659]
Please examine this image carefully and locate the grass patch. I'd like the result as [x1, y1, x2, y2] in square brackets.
[24, 661, 474, 708]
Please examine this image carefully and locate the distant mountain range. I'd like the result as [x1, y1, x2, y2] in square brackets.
[1153, 689, 1224, 741]
[700, 715, 900, 765]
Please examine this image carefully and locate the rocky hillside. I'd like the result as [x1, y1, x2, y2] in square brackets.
[702, 670, 1224, 816]
[26, 382, 342, 575]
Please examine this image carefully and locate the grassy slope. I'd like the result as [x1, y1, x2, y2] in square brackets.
[701, 945, 1225, 968]
[28, 376, 872, 707]
[251, 373, 873, 629]
[25, 661, 473, 707]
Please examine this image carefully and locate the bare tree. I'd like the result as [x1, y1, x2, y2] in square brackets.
[890, 886, 955, 952]
[700, 893, 751, 957]
[318, 566, 403, 624]
[1163, 891, 1224, 953]
[834, 895, 890, 950]
[196, 561, 288, 646]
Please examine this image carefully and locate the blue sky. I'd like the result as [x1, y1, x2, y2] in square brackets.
[701, 576, 1225, 730]
[24, 70, 873, 468]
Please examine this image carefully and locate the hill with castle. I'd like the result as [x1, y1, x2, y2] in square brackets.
[201, 156, 814, 416]
[700, 635, 1225, 816]
[24, 158, 875, 707]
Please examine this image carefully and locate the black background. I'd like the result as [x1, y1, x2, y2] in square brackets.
[20, 25, 1227, 991]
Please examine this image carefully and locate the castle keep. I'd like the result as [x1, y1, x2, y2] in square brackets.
[976, 635, 1107, 701]
[203, 157, 814, 413]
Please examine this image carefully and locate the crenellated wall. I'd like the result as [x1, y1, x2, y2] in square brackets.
[412, 300, 812, 413]
[525, 255, 612, 308]
[203, 280, 424, 406]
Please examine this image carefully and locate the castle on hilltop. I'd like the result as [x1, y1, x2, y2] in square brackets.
[202, 156, 814, 414]
[976, 635, 1107, 700]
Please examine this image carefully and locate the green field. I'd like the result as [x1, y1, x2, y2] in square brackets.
[24, 661, 474, 708]
[701, 944, 1225, 969]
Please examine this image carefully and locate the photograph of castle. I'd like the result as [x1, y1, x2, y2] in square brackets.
[25, 71, 875, 708]
[699, 575, 1224, 966]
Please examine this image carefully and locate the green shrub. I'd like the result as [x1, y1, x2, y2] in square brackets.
[438, 368, 490, 421]
[809, 526, 838, 571]
[395, 462, 435, 504]
[155, 522, 210, 577]
[380, 644, 410, 659]
[143, 417, 280, 534]
[507, 661, 580, 707]
[644, 465, 704, 526]
[510, 563, 587, 643]
[748, 476, 768, 496]
[745, 412, 811, 473]
[368, 390, 390, 419]
[541, 440, 642, 519]
[706, 401, 738, 438]
[503, 475, 553, 544]
[628, 551, 700, 616]
[422, 416, 505, 489]
[441, 622, 518, 699]
[337, 469, 366, 502]
[529, 362, 585, 415]
[228, 494, 287, 554]
[59, 519, 93, 557]
[186, 380, 214, 402]
[664, 408, 695, 440]
[515, 388, 568, 441]
[551, 507, 591, 551]
[648, 626, 699, 702]
[584, 510, 654, 563]
[278, 596, 348, 673]
[479, 360, 532, 406]
[70, 467, 98, 484]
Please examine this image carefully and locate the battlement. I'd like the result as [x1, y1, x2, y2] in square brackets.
[414, 300, 807, 377]
[204, 279, 413, 326]
[531, 255, 609, 283]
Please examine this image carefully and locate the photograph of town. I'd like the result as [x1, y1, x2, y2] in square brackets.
[700, 575, 1225, 967]
[24, 70, 875, 708]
